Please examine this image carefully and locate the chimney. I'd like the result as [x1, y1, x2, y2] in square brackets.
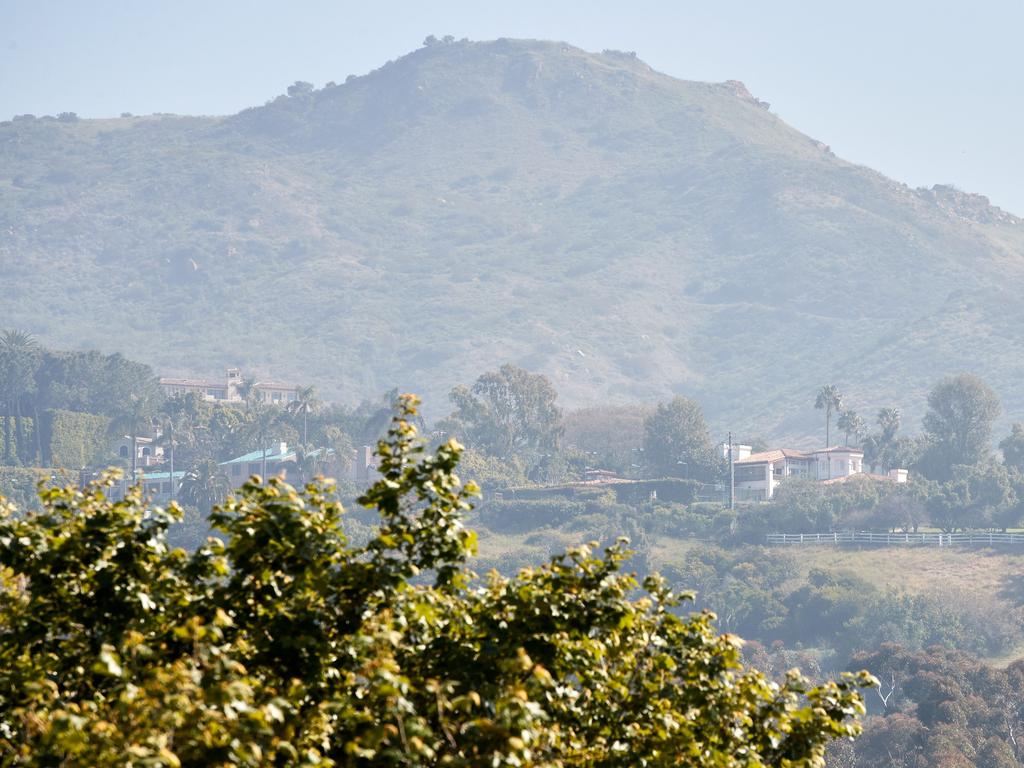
[721, 442, 752, 461]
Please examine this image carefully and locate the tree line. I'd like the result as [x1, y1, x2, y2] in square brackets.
[8, 331, 1024, 534]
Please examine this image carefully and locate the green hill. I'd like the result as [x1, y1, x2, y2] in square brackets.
[2, 38, 1023, 436]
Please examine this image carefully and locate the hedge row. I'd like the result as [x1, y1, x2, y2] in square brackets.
[613, 479, 700, 505]
[1, 409, 113, 471]
[0, 416, 37, 465]
[44, 409, 111, 469]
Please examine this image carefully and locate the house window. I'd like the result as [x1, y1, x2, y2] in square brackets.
[735, 465, 765, 483]
[232, 464, 241, 477]
[119, 445, 129, 458]
[162, 482, 170, 493]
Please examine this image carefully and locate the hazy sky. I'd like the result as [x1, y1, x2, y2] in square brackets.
[3, 0, 1022, 214]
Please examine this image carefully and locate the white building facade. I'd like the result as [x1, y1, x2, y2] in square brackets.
[732, 445, 880, 501]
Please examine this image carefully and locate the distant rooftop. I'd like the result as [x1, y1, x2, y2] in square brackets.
[735, 449, 811, 465]
[735, 446, 864, 464]
[159, 377, 224, 388]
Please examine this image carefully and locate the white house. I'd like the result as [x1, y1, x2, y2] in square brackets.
[115, 435, 164, 468]
[730, 444, 900, 501]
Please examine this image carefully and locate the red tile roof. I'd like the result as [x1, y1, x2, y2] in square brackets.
[736, 446, 865, 464]
[159, 377, 224, 388]
[735, 449, 811, 465]
[813, 446, 865, 455]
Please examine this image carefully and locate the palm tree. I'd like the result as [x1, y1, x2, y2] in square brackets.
[861, 433, 882, 473]
[155, 409, 199, 504]
[877, 407, 901, 442]
[0, 330, 40, 466]
[284, 444, 326, 486]
[814, 385, 844, 448]
[236, 377, 258, 405]
[178, 458, 231, 513]
[287, 385, 321, 445]
[870, 407, 902, 473]
[108, 391, 158, 485]
[837, 410, 866, 446]
[236, 402, 282, 479]
[159, 415, 177, 501]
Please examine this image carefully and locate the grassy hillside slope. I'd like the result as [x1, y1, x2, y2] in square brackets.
[2, 38, 1023, 436]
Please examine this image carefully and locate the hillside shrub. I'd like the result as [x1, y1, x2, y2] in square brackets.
[845, 644, 1024, 766]
[648, 502, 718, 538]
[501, 485, 576, 500]
[614, 478, 700, 504]
[478, 498, 587, 532]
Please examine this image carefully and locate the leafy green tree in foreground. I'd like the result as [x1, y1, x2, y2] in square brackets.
[0, 395, 871, 766]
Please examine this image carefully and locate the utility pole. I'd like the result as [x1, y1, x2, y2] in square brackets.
[168, 419, 175, 503]
[728, 431, 735, 510]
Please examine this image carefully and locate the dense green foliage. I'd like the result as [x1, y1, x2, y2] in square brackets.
[443, 365, 563, 461]
[0, 339, 162, 469]
[3, 40, 1024, 432]
[643, 396, 716, 480]
[920, 373, 1003, 480]
[44, 408, 110, 468]
[0, 417, 34, 466]
[0, 396, 871, 766]
[841, 645, 1024, 767]
[0, 332, 40, 466]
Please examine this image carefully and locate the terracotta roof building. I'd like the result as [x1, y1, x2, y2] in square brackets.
[728, 443, 903, 501]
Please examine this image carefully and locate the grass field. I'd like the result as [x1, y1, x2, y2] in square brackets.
[783, 544, 1024, 598]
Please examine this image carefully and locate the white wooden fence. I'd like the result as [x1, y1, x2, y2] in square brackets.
[765, 531, 1024, 547]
